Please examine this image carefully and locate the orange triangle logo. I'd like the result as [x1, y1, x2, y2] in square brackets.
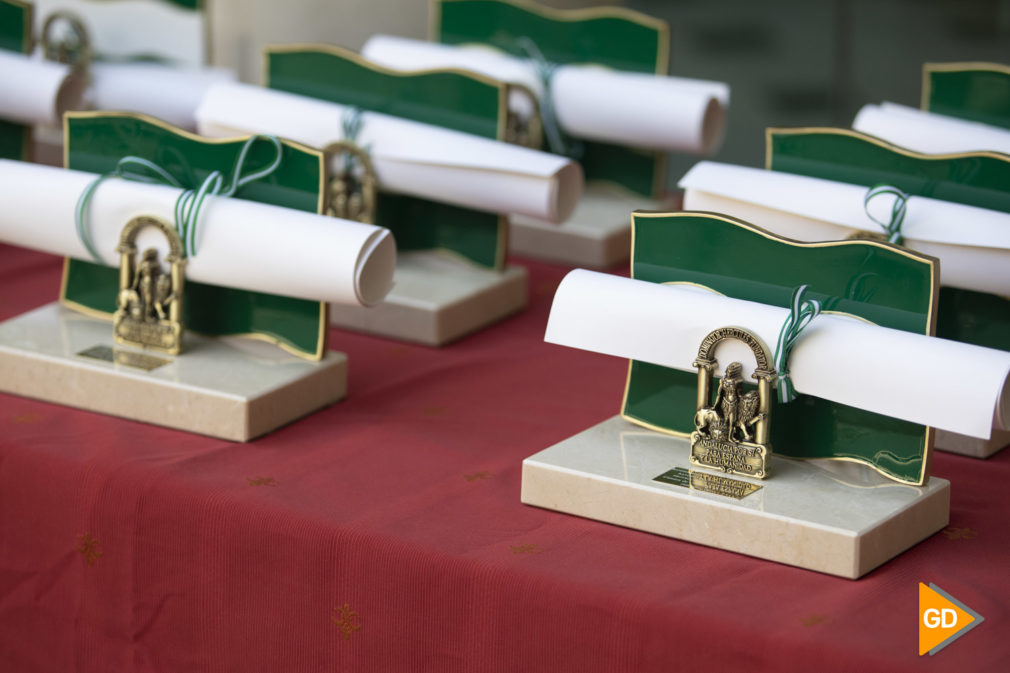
[919, 583, 984, 655]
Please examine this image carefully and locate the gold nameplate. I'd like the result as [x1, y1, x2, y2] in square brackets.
[690, 327, 776, 479]
[653, 467, 763, 500]
[77, 345, 171, 371]
[112, 215, 186, 355]
[688, 471, 763, 499]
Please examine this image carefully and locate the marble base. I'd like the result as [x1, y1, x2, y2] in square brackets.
[330, 250, 528, 346]
[0, 303, 346, 441]
[521, 416, 950, 579]
[934, 429, 1010, 459]
[509, 185, 668, 268]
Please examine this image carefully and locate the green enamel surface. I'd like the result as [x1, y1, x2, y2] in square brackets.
[768, 129, 1010, 213]
[926, 67, 1010, 131]
[0, 0, 30, 53]
[268, 49, 502, 140]
[436, 0, 665, 196]
[63, 114, 327, 358]
[0, 119, 27, 160]
[580, 141, 661, 198]
[158, 0, 201, 9]
[377, 195, 502, 268]
[436, 0, 665, 73]
[0, 1, 31, 160]
[266, 47, 505, 269]
[937, 287, 1010, 350]
[622, 213, 934, 484]
[769, 128, 1010, 350]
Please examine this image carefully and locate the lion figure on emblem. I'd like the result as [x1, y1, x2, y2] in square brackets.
[694, 361, 765, 443]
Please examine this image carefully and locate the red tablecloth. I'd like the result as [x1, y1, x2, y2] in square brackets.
[1, 242, 1007, 672]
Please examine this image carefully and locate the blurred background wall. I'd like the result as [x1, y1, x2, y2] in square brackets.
[209, 0, 1010, 180]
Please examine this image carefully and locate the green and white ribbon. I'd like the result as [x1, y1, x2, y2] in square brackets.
[75, 134, 283, 261]
[863, 183, 909, 245]
[773, 284, 822, 404]
[515, 37, 582, 159]
[339, 106, 369, 172]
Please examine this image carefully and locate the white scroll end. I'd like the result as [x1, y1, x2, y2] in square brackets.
[354, 229, 397, 307]
[550, 161, 584, 224]
[698, 96, 727, 156]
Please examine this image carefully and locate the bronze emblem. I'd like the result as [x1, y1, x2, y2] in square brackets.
[324, 141, 378, 224]
[41, 11, 92, 70]
[503, 84, 543, 149]
[112, 216, 185, 355]
[690, 327, 776, 479]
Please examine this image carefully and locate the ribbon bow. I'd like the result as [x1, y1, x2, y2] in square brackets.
[515, 37, 582, 159]
[76, 134, 283, 260]
[863, 183, 909, 246]
[773, 284, 822, 404]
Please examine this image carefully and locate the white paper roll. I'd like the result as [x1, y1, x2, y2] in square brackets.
[0, 160, 395, 307]
[361, 34, 729, 155]
[852, 102, 1010, 155]
[0, 50, 85, 126]
[89, 63, 235, 130]
[195, 82, 582, 223]
[680, 161, 1010, 296]
[546, 269, 1010, 439]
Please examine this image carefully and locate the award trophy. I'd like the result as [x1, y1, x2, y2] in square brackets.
[0, 112, 396, 440]
[196, 48, 584, 345]
[392, 0, 726, 267]
[680, 121, 1010, 458]
[522, 212, 1010, 578]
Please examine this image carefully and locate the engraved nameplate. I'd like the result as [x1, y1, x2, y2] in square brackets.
[689, 436, 768, 478]
[77, 345, 170, 372]
[653, 467, 762, 500]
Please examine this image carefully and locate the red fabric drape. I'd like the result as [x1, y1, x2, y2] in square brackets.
[1, 243, 1007, 672]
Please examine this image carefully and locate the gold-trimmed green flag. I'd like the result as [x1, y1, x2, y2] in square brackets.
[61, 112, 329, 360]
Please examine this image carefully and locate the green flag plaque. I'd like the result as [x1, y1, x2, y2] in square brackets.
[0, 0, 33, 161]
[60, 112, 329, 360]
[432, 0, 669, 198]
[766, 126, 1010, 352]
[266, 45, 510, 270]
[922, 62, 1010, 131]
[620, 212, 937, 485]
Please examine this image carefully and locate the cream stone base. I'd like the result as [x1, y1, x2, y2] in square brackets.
[934, 429, 1010, 459]
[521, 416, 950, 579]
[509, 185, 669, 268]
[0, 303, 346, 441]
[330, 250, 528, 346]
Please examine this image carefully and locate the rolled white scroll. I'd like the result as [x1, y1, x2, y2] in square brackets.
[546, 269, 1010, 439]
[0, 50, 86, 125]
[0, 160, 396, 307]
[852, 102, 1010, 155]
[195, 82, 582, 223]
[89, 63, 235, 130]
[680, 161, 1010, 296]
[361, 35, 729, 155]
